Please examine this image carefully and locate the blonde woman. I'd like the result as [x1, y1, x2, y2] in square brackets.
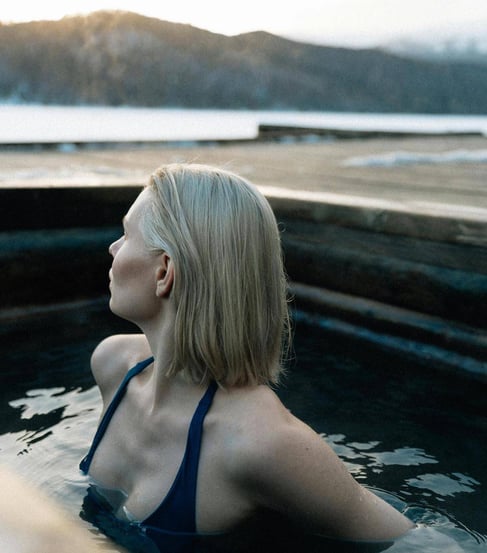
[80, 164, 413, 547]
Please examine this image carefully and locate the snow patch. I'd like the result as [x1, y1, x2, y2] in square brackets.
[344, 149, 487, 167]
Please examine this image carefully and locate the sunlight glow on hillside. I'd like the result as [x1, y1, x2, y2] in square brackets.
[1, 0, 487, 47]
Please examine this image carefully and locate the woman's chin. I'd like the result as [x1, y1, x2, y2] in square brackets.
[108, 296, 120, 317]
[108, 299, 138, 326]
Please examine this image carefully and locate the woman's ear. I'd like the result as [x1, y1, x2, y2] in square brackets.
[155, 252, 174, 298]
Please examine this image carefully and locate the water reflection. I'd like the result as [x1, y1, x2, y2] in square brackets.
[406, 473, 481, 498]
[325, 434, 439, 472]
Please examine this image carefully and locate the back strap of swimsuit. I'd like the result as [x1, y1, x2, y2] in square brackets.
[80, 356, 154, 474]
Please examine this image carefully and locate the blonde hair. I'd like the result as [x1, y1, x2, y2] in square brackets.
[141, 163, 290, 387]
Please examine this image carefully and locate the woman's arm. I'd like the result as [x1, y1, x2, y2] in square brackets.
[241, 415, 413, 542]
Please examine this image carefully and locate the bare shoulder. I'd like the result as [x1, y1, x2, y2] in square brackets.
[90, 334, 152, 404]
[220, 385, 413, 541]
[223, 386, 326, 470]
[215, 385, 299, 472]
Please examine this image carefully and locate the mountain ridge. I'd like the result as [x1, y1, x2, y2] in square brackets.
[1, 10, 486, 113]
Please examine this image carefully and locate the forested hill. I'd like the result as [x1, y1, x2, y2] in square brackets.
[1, 10, 486, 113]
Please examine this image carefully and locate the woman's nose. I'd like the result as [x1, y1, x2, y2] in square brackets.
[109, 237, 122, 257]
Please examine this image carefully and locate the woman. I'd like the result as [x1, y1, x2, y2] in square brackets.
[80, 163, 413, 547]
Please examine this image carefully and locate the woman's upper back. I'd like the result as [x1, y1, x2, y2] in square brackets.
[85, 333, 413, 541]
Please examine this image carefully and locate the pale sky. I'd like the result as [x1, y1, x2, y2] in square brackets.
[2, 0, 487, 47]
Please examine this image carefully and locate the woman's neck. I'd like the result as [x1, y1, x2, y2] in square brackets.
[137, 304, 182, 407]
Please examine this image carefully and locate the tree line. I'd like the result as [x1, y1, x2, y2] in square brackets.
[1, 10, 486, 113]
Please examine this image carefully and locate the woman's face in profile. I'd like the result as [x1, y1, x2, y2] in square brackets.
[108, 190, 160, 323]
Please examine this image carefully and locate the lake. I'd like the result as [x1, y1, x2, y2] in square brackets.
[2, 104, 487, 144]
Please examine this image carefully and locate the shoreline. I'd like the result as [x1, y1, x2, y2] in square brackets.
[0, 125, 483, 152]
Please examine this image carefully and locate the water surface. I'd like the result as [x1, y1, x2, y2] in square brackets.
[0, 300, 485, 552]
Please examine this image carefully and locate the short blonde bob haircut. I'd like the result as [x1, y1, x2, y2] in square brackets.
[141, 163, 290, 387]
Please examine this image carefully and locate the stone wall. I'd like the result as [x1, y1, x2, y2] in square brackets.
[1, 185, 485, 376]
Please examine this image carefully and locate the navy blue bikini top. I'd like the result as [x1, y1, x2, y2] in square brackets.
[80, 357, 218, 535]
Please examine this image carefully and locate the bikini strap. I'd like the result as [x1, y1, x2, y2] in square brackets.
[80, 356, 154, 474]
[143, 380, 218, 533]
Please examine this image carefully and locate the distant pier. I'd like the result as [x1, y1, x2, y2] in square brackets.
[257, 124, 484, 141]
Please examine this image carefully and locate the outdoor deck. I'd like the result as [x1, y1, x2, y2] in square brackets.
[2, 135, 486, 214]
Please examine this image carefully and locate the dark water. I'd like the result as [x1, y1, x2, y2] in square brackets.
[0, 299, 485, 552]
